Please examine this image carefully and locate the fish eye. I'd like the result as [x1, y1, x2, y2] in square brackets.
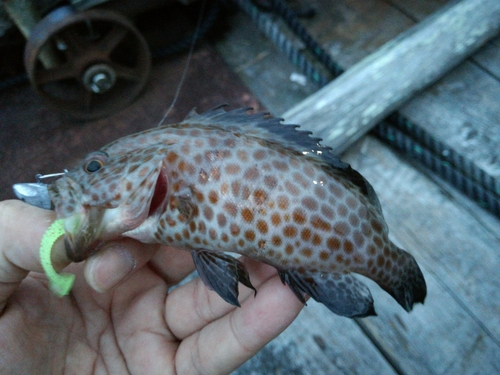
[85, 159, 104, 173]
[83, 151, 108, 173]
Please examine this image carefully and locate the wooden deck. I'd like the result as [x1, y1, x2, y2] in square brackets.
[0, 0, 499, 374]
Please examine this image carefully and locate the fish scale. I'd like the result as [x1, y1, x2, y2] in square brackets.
[49, 106, 426, 317]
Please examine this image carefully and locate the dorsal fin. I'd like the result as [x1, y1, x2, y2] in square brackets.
[185, 105, 348, 168]
[184, 106, 382, 212]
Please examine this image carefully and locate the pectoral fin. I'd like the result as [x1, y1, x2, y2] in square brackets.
[279, 270, 376, 318]
[191, 250, 257, 307]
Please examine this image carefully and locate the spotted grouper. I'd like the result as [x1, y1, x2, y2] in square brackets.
[49, 106, 426, 317]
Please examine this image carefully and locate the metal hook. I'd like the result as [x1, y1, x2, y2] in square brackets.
[35, 171, 67, 182]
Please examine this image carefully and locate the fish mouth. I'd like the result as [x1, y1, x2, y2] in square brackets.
[63, 207, 106, 262]
[63, 168, 168, 262]
[65, 236, 102, 262]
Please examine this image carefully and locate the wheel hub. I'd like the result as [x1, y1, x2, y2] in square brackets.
[82, 64, 116, 93]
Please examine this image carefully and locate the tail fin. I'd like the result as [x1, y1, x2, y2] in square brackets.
[381, 247, 427, 311]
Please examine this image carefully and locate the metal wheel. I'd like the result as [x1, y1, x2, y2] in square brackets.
[24, 6, 151, 119]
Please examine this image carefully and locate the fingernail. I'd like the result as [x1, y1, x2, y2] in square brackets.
[85, 247, 136, 293]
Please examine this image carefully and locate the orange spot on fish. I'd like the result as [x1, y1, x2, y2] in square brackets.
[209, 191, 218, 204]
[319, 251, 330, 261]
[301, 248, 313, 258]
[253, 189, 268, 205]
[224, 202, 238, 217]
[292, 208, 307, 225]
[343, 240, 354, 254]
[244, 230, 256, 242]
[257, 220, 269, 234]
[271, 213, 281, 226]
[311, 215, 332, 232]
[327, 237, 341, 251]
[301, 228, 312, 241]
[272, 235, 282, 246]
[230, 224, 240, 236]
[283, 225, 298, 238]
[241, 208, 254, 223]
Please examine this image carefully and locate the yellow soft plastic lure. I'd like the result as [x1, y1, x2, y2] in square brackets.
[40, 219, 74, 296]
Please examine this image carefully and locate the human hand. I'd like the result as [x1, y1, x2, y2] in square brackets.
[0, 200, 304, 374]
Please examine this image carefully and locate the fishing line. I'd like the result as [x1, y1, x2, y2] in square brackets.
[157, 0, 208, 126]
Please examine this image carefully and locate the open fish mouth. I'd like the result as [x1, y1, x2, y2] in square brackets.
[64, 208, 106, 262]
[57, 167, 169, 262]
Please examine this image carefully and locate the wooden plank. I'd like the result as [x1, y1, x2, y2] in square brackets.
[341, 136, 500, 374]
[384, 0, 449, 19]
[474, 36, 500, 80]
[219, 0, 500, 314]
[389, 0, 500, 80]
[299, 0, 500, 184]
[234, 305, 397, 375]
[398, 60, 500, 179]
[366, 0, 500, 181]
[282, 0, 500, 154]
[302, 0, 414, 68]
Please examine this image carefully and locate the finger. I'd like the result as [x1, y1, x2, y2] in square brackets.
[165, 257, 283, 340]
[83, 239, 160, 293]
[148, 246, 195, 286]
[110, 266, 175, 375]
[0, 200, 69, 311]
[175, 272, 304, 375]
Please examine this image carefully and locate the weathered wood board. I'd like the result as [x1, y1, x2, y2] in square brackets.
[301, 0, 500, 179]
[399, 60, 500, 179]
[474, 35, 500, 79]
[234, 305, 398, 375]
[282, 0, 500, 154]
[390, 0, 500, 79]
[387, 0, 500, 180]
[382, 1, 500, 80]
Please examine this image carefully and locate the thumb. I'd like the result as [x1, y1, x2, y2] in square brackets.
[0, 200, 69, 311]
[84, 239, 159, 293]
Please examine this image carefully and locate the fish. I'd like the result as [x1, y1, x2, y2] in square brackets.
[48, 106, 427, 318]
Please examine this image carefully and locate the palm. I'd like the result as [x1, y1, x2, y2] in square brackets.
[0, 202, 303, 375]
[1, 260, 169, 374]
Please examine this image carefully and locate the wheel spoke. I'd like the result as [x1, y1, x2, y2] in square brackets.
[113, 63, 142, 82]
[97, 25, 128, 53]
[36, 63, 77, 85]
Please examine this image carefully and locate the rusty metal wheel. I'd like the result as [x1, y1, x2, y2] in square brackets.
[24, 6, 151, 119]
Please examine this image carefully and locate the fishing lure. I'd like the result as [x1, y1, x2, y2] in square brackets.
[39, 219, 74, 296]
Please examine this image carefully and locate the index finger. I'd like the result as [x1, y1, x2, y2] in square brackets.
[0, 200, 69, 310]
